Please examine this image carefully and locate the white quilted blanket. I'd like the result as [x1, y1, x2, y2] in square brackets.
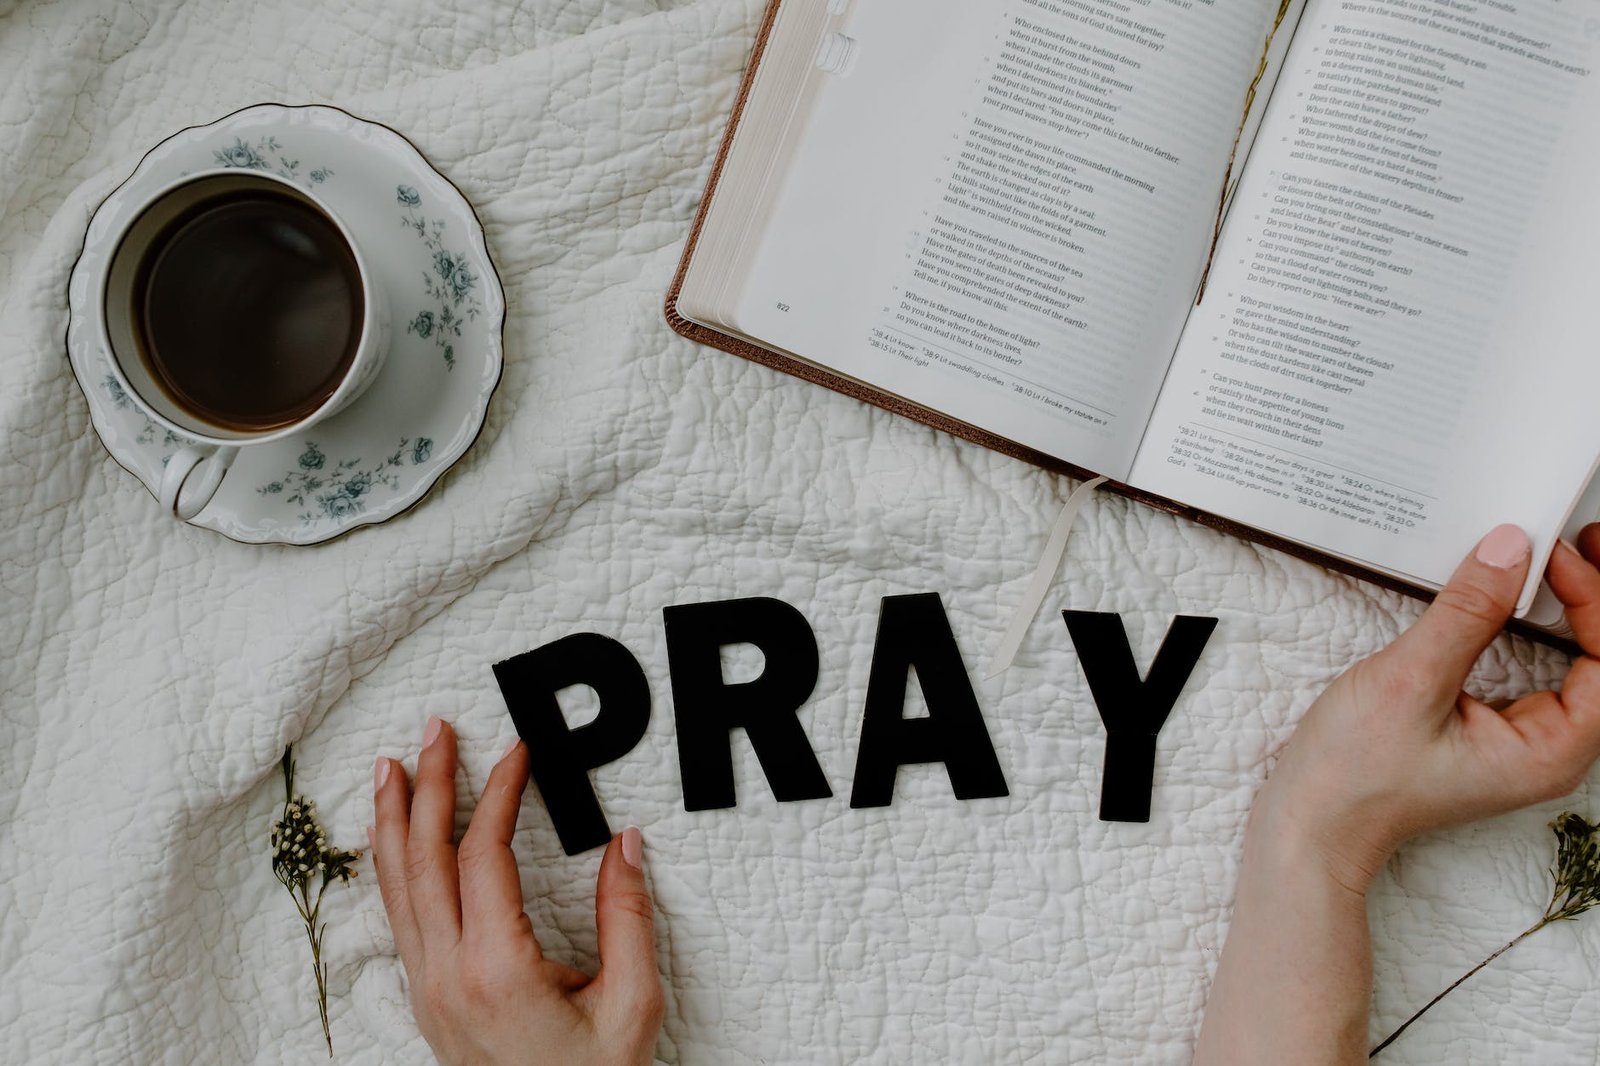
[3, 1, 1596, 1062]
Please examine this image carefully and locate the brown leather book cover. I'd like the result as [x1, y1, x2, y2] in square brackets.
[662, 0, 1570, 652]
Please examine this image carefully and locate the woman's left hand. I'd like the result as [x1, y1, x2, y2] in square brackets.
[371, 717, 664, 1066]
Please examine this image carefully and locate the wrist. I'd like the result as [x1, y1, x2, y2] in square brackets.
[1247, 777, 1397, 898]
[1204, 776, 1379, 1066]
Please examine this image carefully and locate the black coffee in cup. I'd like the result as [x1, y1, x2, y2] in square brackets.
[129, 188, 363, 431]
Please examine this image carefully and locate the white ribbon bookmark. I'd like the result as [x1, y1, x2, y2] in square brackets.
[986, 475, 1108, 679]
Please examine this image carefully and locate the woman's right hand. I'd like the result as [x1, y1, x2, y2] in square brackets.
[1195, 524, 1600, 1066]
[371, 717, 664, 1066]
[1253, 522, 1600, 895]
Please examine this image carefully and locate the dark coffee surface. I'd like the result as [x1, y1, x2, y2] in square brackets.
[134, 190, 362, 431]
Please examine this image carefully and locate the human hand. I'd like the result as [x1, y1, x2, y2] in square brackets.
[1256, 523, 1600, 894]
[371, 718, 664, 1066]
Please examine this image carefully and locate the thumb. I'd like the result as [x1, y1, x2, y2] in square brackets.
[592, 826, 664, 1034]
[1385, 524, 1531, 689]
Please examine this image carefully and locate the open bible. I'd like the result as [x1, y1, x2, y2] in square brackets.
[667, 0, 1600, 640]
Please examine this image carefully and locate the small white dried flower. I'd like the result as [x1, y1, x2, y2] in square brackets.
[270, 747, 364, 1056]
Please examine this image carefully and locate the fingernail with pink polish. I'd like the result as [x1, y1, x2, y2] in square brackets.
[622, 825, 643, 870]
[373, 756, 391, 791]
[1476, 524, 1530, 569]
[422, 716, 443, 748]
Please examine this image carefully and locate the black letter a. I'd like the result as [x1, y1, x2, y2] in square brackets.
[850, 593, 1008, 808]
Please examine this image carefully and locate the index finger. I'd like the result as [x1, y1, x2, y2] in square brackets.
[406, 716, 464, 955]
[458, 740, 540, 952]
[1548, 528, 1600, 658]
[372, 756, 424, 979]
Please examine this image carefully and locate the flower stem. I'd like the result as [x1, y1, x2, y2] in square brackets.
[1369, 919, 1546, 1057]
[295, 877, 335, 1056]
[300, 914, 333, 1057]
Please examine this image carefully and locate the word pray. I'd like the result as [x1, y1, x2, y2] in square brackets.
[494, 594, 1217, 854]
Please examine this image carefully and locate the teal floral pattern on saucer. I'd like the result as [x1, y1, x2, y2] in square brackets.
[213, 135, 334, 184]
[102, 375, 182, 451]
[260, 438, 434, 527]
[399, 184, 481, 370]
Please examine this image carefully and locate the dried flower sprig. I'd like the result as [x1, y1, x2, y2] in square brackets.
[1370, 812, 1600, 1057]
[1196, 0, 1293, 302]
[271, 747, 363, 1057]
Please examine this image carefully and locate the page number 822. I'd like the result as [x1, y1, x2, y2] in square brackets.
[775, 301, 790, 312]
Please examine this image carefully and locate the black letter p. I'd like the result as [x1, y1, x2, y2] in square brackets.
[493, 633, 651, 855]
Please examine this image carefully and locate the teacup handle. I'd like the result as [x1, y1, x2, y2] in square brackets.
[159, 444, 239, 521]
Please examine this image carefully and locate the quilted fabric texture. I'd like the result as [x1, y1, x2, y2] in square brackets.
[1, 1, 1596, 1062]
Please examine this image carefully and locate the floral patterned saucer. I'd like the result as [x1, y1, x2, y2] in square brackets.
[66, 103, 504, 544]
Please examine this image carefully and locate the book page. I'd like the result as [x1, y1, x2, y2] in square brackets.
[1131, 0, 1600, 610]
[723, 0, 1304, 478]
[677, 0, 841, 324]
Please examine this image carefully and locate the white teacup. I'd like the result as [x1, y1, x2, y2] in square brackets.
[100, 168, 389, 520]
